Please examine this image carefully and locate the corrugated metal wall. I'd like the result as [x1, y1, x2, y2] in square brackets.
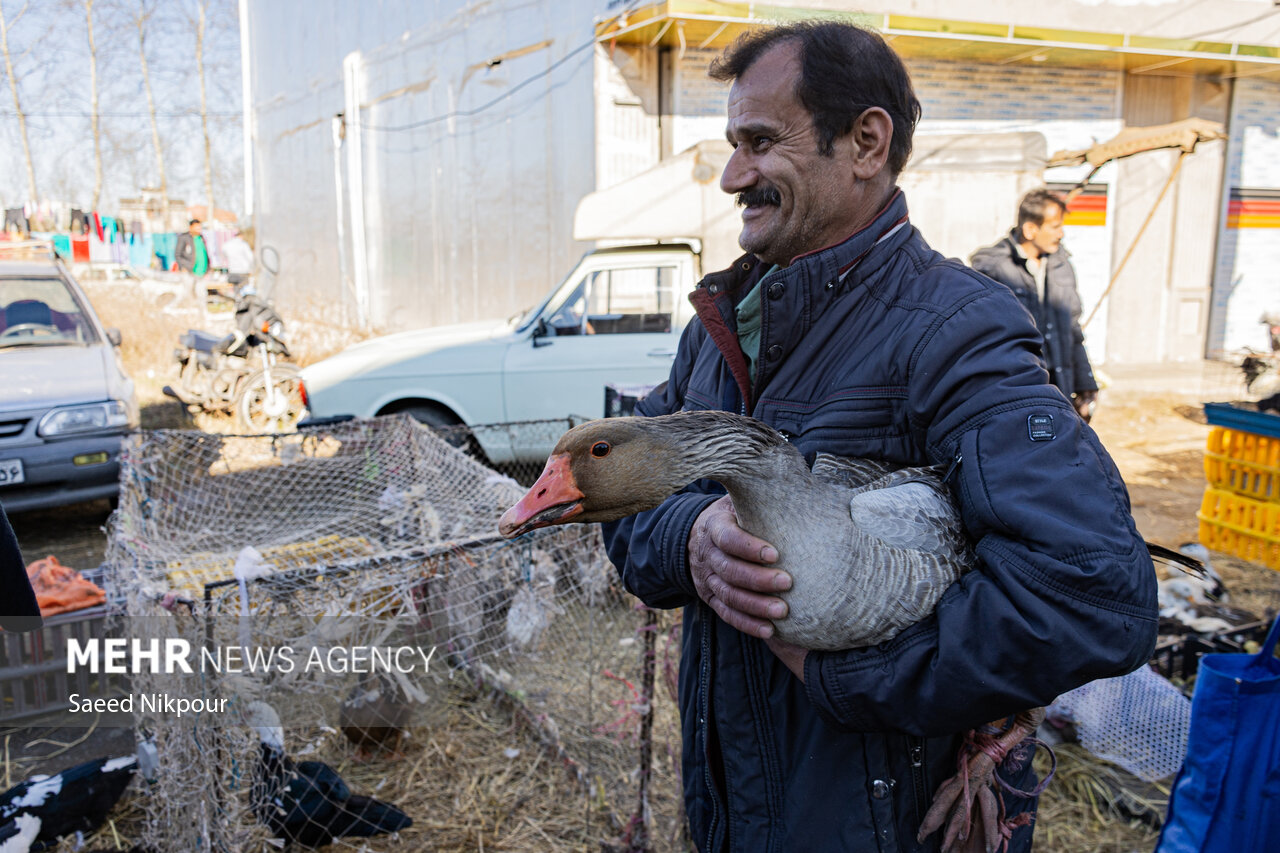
[248, 0, 602, 332]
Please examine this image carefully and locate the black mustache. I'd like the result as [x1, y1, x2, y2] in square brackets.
[737, 186, 782, 208]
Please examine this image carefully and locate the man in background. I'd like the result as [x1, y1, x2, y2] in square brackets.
[173, 218, 210, 277]
[222, 228, 255, 288]
[971, 188, 1100, 421]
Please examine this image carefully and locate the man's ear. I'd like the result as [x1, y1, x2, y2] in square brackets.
[1020, 221, 1037, 243]
[849, 107, 893, 180]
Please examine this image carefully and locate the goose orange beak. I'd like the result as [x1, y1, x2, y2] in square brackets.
[499, 453, 585, 537]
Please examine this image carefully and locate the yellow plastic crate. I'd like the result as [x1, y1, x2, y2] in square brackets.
[1198, 487, 1280, 570]
[1204, 426, 1280, 503]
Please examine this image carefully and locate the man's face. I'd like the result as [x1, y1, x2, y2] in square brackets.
[190, 222, 203, 236]
[1023, 203, 1064, 257]
[720, 42, 862, 266]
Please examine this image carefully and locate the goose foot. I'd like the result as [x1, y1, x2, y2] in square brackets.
[916, 708, 1050, 853]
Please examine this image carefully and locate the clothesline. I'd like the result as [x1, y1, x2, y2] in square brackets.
[2, 204, 240, 271]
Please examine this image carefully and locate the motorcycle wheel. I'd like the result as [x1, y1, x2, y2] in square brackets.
[234, 364, 304, 434]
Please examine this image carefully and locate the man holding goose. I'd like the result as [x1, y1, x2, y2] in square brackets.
[504, 20, 1156, 853]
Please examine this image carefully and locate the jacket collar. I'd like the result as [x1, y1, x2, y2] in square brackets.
[785, 188, 911, 289]
[688, 190, 915, 409]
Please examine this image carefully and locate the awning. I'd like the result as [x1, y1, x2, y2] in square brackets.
[594, 1, 1280, 81]
[573, 139, 734, 243]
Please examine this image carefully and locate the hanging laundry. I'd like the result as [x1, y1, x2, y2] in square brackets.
[92, 212, 104, 241]
[4, 208, 28, 234]
[128, 233, 154, 269]
[152, 232, 177, 270]
[88, 230, 112, 264]
[71, 233, 90, 262]
[51, 234, 71, 259]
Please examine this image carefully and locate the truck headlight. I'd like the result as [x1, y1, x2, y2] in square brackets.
[37, 401, 132, 436]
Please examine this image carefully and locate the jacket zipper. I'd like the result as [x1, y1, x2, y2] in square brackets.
[909, 736, 928, 825]
[701, 611, 723, 852]
[941, 451, 963, 485]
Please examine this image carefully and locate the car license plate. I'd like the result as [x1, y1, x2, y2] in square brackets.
[0, 458, 24, 485]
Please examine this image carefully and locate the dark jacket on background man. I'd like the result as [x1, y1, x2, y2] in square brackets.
[970, 233, 1098, 399]
[601, 191, 1156, 852]
[173, 232, 200, 273]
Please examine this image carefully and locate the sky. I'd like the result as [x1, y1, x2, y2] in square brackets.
[0, 0, 243, 218]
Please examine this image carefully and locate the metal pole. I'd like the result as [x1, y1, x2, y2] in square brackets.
[237, 0, 254, 219]
[332, 114, 353, 320]
[343, 52, 369, 329]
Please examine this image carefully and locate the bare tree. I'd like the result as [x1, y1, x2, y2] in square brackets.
[133, 0, 168, 223]
[0, 1, 37, 203]
[83, 0, 103, 210]
[195, 0, 213, 220]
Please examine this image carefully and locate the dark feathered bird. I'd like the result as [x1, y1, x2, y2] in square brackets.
[0, 755, 137, 853]
[246, 702, 412, 849]
[339, 673, 411, 760]
[1241, 354, 1270, 392]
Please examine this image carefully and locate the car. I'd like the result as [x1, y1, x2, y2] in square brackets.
[0, 242, 139, 513]
[299, 244, 701, 463]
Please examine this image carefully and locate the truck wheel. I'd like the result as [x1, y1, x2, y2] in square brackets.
[398, 404, 487, 462]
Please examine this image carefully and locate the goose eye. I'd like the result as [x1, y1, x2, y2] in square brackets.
[590, 441, 611, 458]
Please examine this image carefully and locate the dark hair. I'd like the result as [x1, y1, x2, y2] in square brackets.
[189, 218, 202, 226]
[708, 21, 922, 174]
[1017, 189, 1067, 229]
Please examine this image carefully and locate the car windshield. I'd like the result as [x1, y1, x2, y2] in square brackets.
[0, 276, 99, 348]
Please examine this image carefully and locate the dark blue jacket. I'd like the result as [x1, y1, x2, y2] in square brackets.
[601, 191, 1157, 852]
[970, 233, 1098, 399]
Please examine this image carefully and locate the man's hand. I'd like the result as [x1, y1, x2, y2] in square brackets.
[1073, 389, 1098, 423]
[688, 496, 792, 640]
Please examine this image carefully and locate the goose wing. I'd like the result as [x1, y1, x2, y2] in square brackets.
[847, 467, 967, 556]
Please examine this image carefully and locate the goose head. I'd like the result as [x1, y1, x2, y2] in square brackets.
[499, 411, 789, 538]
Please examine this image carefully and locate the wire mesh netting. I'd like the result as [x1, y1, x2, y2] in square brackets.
[104, 414, 687, 851]
[1050, 665, 1192, 783]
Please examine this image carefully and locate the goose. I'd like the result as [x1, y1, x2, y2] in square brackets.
[0, 755, 138, 853]
[499, 409, 974, 650]
[246, 701, 412, 849]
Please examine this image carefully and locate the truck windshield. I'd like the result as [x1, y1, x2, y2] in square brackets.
[0, 277, 99, 348]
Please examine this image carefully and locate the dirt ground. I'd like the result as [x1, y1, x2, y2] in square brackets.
[6, 287, 1280, 852]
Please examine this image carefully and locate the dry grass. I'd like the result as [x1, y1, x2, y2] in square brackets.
[1035, 745, 1165, 853]
[83, 282, 386, 433]
[83, 281, 210, 431]
[41, 682, 639, 853]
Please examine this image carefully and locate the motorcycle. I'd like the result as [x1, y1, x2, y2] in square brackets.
[162, 287, 304, 433]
